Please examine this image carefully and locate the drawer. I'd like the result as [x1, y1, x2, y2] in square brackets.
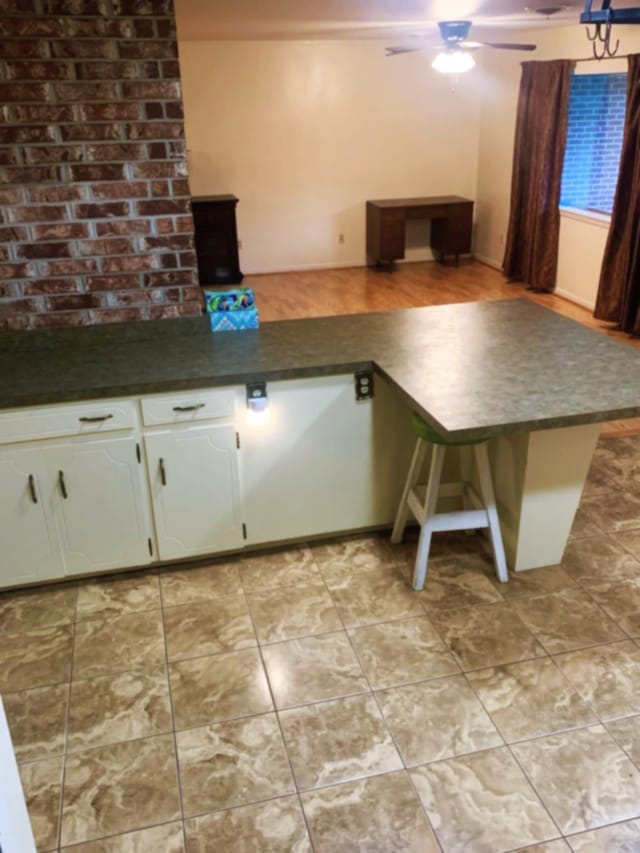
[141, 387, 236, 427]
[0, 399, 136, 445]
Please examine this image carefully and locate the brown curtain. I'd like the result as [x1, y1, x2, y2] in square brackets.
[594, 54, 640, 334]
[503, 60, 572, 292]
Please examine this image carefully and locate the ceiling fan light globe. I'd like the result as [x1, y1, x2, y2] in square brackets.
[432, 49, 475, 74]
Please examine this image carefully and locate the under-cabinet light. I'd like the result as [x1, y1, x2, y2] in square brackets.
[246, 381, 269, 425]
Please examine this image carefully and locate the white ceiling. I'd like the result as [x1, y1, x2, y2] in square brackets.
[175, 0, 640, 41]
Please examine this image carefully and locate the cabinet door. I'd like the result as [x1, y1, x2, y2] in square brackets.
[0, 446, 63, 586]
[145, 424, 243, 560]
[49, 436, 152, 575]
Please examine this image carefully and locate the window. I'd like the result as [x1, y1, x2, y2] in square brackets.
[560, 72, 626, 215]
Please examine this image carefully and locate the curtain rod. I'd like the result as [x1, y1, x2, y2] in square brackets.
[572, 54, 631, 63]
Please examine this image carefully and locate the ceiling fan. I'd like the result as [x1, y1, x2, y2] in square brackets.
[386, 20, 537, 73]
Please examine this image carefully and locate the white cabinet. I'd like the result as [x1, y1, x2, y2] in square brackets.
[0, 402, 153, 589]
[0, 445, 63, 586]
[145, 424, 243, 561]
[240, 374, 415, 546]
[50, 435, 152, 575]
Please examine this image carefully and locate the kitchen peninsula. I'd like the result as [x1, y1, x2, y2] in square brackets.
[3, 298, 640, 589]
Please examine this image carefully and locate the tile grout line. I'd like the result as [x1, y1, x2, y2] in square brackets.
[55, 582, 79, 851]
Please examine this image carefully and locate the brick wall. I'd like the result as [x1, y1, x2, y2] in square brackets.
[561, 72, 626, 214]
[0, 0, 202, 332]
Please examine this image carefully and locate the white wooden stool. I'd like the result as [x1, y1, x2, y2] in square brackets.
[391, 413, 508, 591]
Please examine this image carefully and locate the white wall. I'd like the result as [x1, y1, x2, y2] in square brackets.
[475, 23, 638, 308]
[178, 40, 481, 273]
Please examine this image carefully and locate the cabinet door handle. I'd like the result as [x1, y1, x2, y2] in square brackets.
[79, 414, 114, 423]
[28, 474, 38, 504]
[159, 458, 167, 486]
[172, 404, 205, 412]
[58, 470, 68, 499]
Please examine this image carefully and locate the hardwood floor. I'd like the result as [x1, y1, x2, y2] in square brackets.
[243, 259, 640, 436]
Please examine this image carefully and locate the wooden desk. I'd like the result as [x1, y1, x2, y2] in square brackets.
[366, 195, 473, 267]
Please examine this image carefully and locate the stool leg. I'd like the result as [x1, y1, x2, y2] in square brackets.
[413, 445, 446, 590]
[474, 444, 508, 583]
[391, 438, 427, 544]
[459, 445, 475, 535]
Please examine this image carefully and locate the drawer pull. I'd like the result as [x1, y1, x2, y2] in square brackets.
[159, 457, 167, 486]
[28, 474, 38, 504]
[79, 414, 114, 423]
[58, 470, 68, 499]
[172, 404, 206, 413]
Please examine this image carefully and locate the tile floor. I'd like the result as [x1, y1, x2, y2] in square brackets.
[3, 434, 640, 851]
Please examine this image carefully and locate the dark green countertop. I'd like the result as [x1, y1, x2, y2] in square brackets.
[2, 298, 640, 440]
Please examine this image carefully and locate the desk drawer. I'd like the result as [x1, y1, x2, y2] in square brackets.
[0, 399, 136, 445]
[141, 387, 236, 426]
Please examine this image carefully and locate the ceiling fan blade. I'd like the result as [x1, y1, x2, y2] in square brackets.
[385, 45, 425, 56]
[478, 41, 537, 51]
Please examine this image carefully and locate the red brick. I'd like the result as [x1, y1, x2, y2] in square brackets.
[86, 274, 141, 291]
[178, 251, 197, 268]
[172, 179, 191, 197]
[85, 143, 146, 161]
[131, 161, 179, 179]
[150, 302, 202, 320]
[33, 222, 90, 240]
[0, 187, 25, 205]
[91, 182, 148, 200]
[74, 60, 144, 80]
[7, 61, 74, 81]
[161, 61, 180, 79]
[0, 314, 28, 332]
[51, 40, 116, 60]
[151, 180, 169, 197]
[0, 19, 65, 39]
[0, 282, 21, 299]
[13, 104, 75, 123]
[74, 202, 130, 219]
[181, 286, 203, 303]
[53, 82, 119, 102]
[89, 307, 145, 325]
[105, 290, 152, 307]
[159, 253, 177, 269]
[176, 215, 195, 233]
[143, 234, 193, 252]
[127, 121, 183, 140]
[16, 242, 73, 260]
[0, 262, 37, 280]
[118, 41, 177, 61]
[77, 238, 134, 256]
[60, 124, 121, 141]
[76, 102, 142, 122]
[2, 166, 61, 183]
[2, 40, 50, 59]
[29, 185, 86, 202]
[0, 226, 29, 242]
[46, 293, 100, 311]
[0, 125, 56, 144]
[0, 297, 43, 313]
[167, 139, 186, 157]
[30, 311, 88, 329]
[155, 218, 174, 234]
[0, 150, 20, 166]
[136, 199, 189, 216]
[102, 254, 159, 273]
[121, 80, 180, 99]
[156, 19, 177, 39]
[117, 0, 172, 14]
[95, 219, 151, 237]
[47, 0, 115, 14]
[147, 142, 167, 159]
[8, 205, 67, 224]
[68, 164, 127, 182]
[43, 258, 99, 276]
[24, 278, 81, 295]
[131, 19, 156, 38]
[25, 145, 84, 165]
[144, 102, 164, 120]
[165, 101, 183, 120]
[148, 286, 180, 303]
[143, 270, 189, 287]
[0, 82, 48, 102]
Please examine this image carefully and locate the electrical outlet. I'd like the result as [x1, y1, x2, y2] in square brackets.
[338, 233, 345, 244]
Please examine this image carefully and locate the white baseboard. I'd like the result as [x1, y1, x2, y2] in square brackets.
[554, 287, 596, 311]
[244, 260, 364, 275]
[473, 253, 503, 271]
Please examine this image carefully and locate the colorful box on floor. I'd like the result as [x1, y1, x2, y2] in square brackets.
[204, 288, 259, 332]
